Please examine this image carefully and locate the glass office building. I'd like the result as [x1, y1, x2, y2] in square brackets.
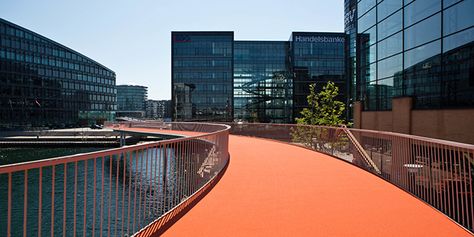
[234, 41, 293, 123]
[172, 31, 346, 123]
[0, 18, 116, 129]
[346, 0, 474, 144]
[172, 32, 233, 122]
[347, 0, 474, 111]
[291, 32, 346, 119]
[116, 85, 147, 118]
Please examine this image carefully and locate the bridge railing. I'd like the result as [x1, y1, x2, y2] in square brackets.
[228, 122, 474, 233]
[0, 122, 230, 237]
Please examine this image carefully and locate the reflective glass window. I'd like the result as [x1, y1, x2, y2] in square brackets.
[361, 62, 377, 83]
[360, 26, 377, 47]
[404, 0, 441, 27]
[377, 77, 395, 110]
[369, 44, 377, 64]
[443, 0, 463, 8]
[377, 53, 402, 79]
[358, 8, 376, 33]
[363, 81, 378, 110]
[378, 31, 402, 60]
[443, 27, 474, 52]
[377, 10, 402, 40]
[361, 44, 377, 64]
[358, 0, 376, 18]
[404, 40, 441, 68]
[404, 13, 441, 49]
[377, 0, 402, 22]
[443, 0, 474, 36]
[378, 77, 394, 86]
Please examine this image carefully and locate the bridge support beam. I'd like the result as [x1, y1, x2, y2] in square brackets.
[119, 132, 126, 147]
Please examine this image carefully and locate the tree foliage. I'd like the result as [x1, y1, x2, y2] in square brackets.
[291, 81, 347, 149]
[296, 81, 346, 126]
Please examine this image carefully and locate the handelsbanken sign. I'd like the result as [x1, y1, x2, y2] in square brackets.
[294, 36, 345, 43]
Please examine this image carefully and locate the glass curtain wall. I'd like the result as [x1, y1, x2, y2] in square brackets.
[291, 32, 346, 119]
[233, 41, 293, 123]
[345, 0, 359, 121]
[116, 85, 147, 118]
[354, 0, 474, 110]
[0, 19, 116, 128]
[172, 32, 233, 121]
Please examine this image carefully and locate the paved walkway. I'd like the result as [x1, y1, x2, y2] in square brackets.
[162, 135, 471, 237]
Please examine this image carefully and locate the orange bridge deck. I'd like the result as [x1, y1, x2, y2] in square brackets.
[121, 128, 471, 236]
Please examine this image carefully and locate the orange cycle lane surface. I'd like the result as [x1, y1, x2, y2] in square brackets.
[161, 135, 471, 237]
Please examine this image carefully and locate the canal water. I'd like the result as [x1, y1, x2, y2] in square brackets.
[0, 147, 105, 166]
[0, 147, 194, 237]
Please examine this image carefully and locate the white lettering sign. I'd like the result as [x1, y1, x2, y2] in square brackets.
[345, 9, 356, 26]
[294, 36, 345, 43]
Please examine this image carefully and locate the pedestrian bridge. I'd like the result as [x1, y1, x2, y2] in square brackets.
[162, 133, 470, 237]
[0, 122, 472, 236]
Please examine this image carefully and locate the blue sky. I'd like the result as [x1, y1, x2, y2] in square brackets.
[0, 0, 344, 99]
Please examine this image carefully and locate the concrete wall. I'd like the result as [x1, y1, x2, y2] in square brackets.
[354, 97, 474, 144]
[411, 109, 474, 144]
[360, 111, 393, 131]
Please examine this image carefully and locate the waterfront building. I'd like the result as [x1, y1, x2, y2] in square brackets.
[172, 31, 345, 123]
[0, 18, 116, 129]
[146, 99, 160, 119]
[172, 32, 234, 122]
[146, 99, 172, 120]
[116, 85, 147, 118]
[345, 0, 474, 144]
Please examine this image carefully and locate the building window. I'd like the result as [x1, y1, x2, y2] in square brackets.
[377, 10, 402, 40]
[377, 53, 402, 79]
[358, 0, 376, 18]
[404, 13, 441, 50]
[378, 31, 402, 60]
[358, 7, 376, 33]
[443, 27, 474, 52]
[443, 0, 474, 36]
[378, 0, 402, 22]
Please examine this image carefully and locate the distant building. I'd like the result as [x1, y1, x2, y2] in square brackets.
[162, 100, 172, 119]
[146, 100, 159, 119]
[146, 99, 171, 120]
[116, 85, 147, 118]
[171, 31, 345, 123]
[0, 18, 116, 129]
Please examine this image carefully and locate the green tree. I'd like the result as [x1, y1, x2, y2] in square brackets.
[291, 81, 347, 149]
[296, 81, 345, 126]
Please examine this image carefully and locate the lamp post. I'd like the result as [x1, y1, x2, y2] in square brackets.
[403, 163, 423, 194]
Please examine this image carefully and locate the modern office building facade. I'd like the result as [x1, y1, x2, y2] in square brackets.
[172, 32, 234, 122]
[234, 41, 293, 123]
[172, 31, 345, 123]
[116, 85, 147, 118]
[0, 18, 116, 129]
[291, 32, 346, 119]
[345, 0, 474, 144]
